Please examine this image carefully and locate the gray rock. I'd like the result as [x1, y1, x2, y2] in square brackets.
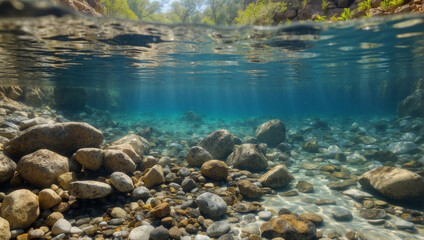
[150, 226, 169, 240]
[5, 122, 103, 159]
[332, 209, 352, 221]
[207, 221, 231, 237]
[68, 181, 112, 199]
[258, 211, 272, 221]
[178, 167, 190, 177]
[110, 172, 134, 192]
[0, 152, 16, 183]
[226, 144, 268, 171]
[359, 209, 387, 219]
[182, 178, 197, 192]
[244, 214, 256, 223]
[342, 189, 373, 200]
[387, 142, 418, 154]
[132, 186, 151, 200]
[103, 149, 136, 174]
[52, 219, 71, 235]
[218, 234, 234, 240]
[129, 225, 154, 240]
[397, 86, 424, 118]
[255, 119, 286, 147]
[186, 146, 213, 167]
[259, 165, 293, 189]
[196, 192, 227, 219]
[394, 219, 414, 229]
[199, 129, 234, 159]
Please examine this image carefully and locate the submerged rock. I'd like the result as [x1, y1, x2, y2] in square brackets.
[110, 171, 134, 192]
[200, 160, 228, 181]
[226, 144, 268, 171]
[68, 180, 112, 199]
[359, 166, 424, 200]
[0, 152, 16, 183]
[387, 141, 418, 154]
[5, 122, 103, 159]
[237, 179, 264, 199]
[0, 217, 11, 240]
[109, 143, 141, 164]
[1, 189, 40, 230]
[259, 165, 293, 189]
[74, 148, 103, 170]
[17, 149, 69, 188]
[260, 214, 316, 240]
[186, 146, 213, 167]
[38, 189, 62, 210]
[143, 164, 165, 188]
[397, 80, 424, 118]
[112, 134, 150, 157]
[255, 119, 286, 147]
[198, 129, 234, 160]
[196, 192, 227, 219]
[102, 149, 136, 174]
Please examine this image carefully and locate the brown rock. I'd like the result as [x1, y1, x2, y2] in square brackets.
[255, 119, 286, 147]
[108, 143, 141, 164]
[103, 149, 136, 174]
[112, 134, 150, 157]
[0, 217, 11, 240]
[74, 148, 103, 170]
[0, 152, 16, 183]
[198, 129, 235, 159]
[259, 165, 293, 189]
[226, 144, 268, 171]
[46, 212, 64, 227]
[237, 179, 264, 199]
[150, 202, 171, 218]
[200, 160, 229, 181]
[143, 164, 165, 188]
[186, 146, 213, 167]
[38, 189, 62, 210]
[300, 213, 323, 227]
[260, 214, 316, 240]
[1, 189, 40, 230]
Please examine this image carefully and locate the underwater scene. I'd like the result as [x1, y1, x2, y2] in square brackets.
[0, 1, 424, 240]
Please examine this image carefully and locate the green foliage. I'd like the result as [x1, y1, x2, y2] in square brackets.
[100, 0, 138, 19]
[380, 0, 403, 10]
[127, 0, 163, 21]
[337, 8, 353, 20]
[357, 0, 371, 11]
[330, 13, 339, 21]
[235, 0, 287, 25]
[321, 0, 329, 11]
[314, 14, 327, 22]
[302, 0, 309, 7]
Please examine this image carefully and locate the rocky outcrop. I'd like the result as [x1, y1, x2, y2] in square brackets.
[5, 122, 103, 159]
[359, 166, 424, 200]
[226, 144, 268, 171]
[57, 0, 104, 17]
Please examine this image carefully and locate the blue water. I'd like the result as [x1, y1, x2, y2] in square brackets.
[0, 13, 423, 118]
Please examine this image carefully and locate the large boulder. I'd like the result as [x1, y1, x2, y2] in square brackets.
[195, 192, 227, 219]
[259, 165, 293, 189]
[186, 146, 213, 167]
[103, 149, 136, 174]
[17, 149, 69, 188]
[255, 120, 286, 147]
[261, 214, 316, 240]
[359, 166, 424, 200]
[112, 134, 150, 157]
[1, 189, 40, 230]
[198, 130, 234, 160]
[5, 122, 103, 159]
[0, 153, 16, 183]
[68, 181, 112, 199]
[200, 160, 228, 181]
[226, 144, 268, 171]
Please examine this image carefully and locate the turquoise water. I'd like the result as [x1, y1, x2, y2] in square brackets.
[1, 13, 423, 118]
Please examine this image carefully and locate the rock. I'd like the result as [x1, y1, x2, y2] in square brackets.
[150, 226, 169, 240]
[196, 192, 227, 219]
[29, 228, 45, 239]
[255, 120, 286, 147]
[57, 172, 77, 190]
[394, 219, 414, 229]
[103, 149, 136, 174]
[237, 180, 264, 199]
[195, 235, 211, 240]
[198, 129, 234, 159]
[52, 219, 71, 235]
[111, 207, 127, 218]
[258, 211, 273, 221]
[0, 152, 16, 183]
[359, 209, 387, 219]
[38, 189, 62, 210]
[132, 186, 151, 200]
[342, 189, 373, 200]
[110, 172, 134, 192]
[226, 144, 268, 171]
[169, 226, 181, 239]
[186, 146, 213, 167]
[182, 177, 197, 192]
[143, 164, 165, 188]
[299, 213, 323, 227]
[387, 142, 418, 154]
[0, 96, 24, 111]
[332, 209, 352, 221]
[201, 160, 229, 181]
[0, 217, 11, 240]
[108, 143, 141, 164]
[112, 134, 150, 157]
[140, 156, 158, 170]
[359, 166, 424, 200]
[46, 212, 64, 227]
[5, 122, 103, 159]
[150, 202, 170, 218]
[302, 141, 319, 153]
[1, 189, 40, 229]
[232, 202, 258, 213]
[260, 214, 316, 240]
[397, 87, 424, 118]
[207, 221, 231, 237]
[128, 225, 154, 240]
[68, 181, 112, 199]
[296, 181, 314, 193]
[74, 148, 103, 170]
[259, 165, 293, 189]
[17, 149, 69, 188]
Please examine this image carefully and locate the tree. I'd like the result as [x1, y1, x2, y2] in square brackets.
[127, 0, 164, 21]
[100, 0, 138, 19]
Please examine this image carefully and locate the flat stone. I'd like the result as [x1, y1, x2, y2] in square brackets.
[68, 181, 112, 199]
[110, 172, 134, 192]
[359, 208, 387, 219]
[258, 211, 272, 221]
[207, 221, 231, 237]
[368, 219, 385, 225]
[394, 219, 414, 229]
[279, 190, 298, 197]
[315, 199, 336, 205]
[332, 209, 352, 221]
[343, 189, 373, 200]
[296, 180, 314, 193]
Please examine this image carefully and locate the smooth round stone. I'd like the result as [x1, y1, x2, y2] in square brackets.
[332, 209, 352, 221]
[359, 208, 387, 219]
[374, 200, 388, 207]
[244, 214, 256, 223]
[300, 213, 324, 227]
[110, 172, 134, 192]
[70, 226, 83, 234]
[195, 235, 211, 240]
[207, 221, 231, 237]
[394, 219, 414, 229]
[110, 207, 127, 218]
[132, 186, 151, 200]
[258, 211, 272, 221]
[110, 218, 125, 225]
[129, 225, 154, 240]
[195, 192, 227, 219]
[218, 233, 234, 240]
[150, 226, 169, 240]
[241, 224, 261, 235]
[178, 167, 190, 177]
[52, 219, 72, 235]
[29, 229, 45, 239]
